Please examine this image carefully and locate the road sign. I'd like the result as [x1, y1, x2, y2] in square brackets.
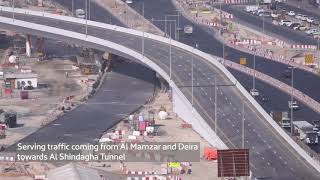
[305, 54, 314, 64]
[240, 58, 247, 65]
[217, 149, 250, 177]
[168, 162, 181, 168]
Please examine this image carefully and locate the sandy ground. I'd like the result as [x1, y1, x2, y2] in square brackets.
[176, 0, 320, 67]
[88, 92, 221, 180]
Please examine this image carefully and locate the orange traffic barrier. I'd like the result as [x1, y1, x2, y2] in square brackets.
[204, 147, 217, 160]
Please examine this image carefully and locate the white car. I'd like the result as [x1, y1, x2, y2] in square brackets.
[288, 101, 299, 110]
[306, 17, 315, 23]
[271, 13, 280, 18]
[75, 9, 85, 19]
[287, 11, 295, 16]
[250, 89, 260, 97]
[295, 14, 303, 19]
[125, 0, 133, 4]
[279, 20, 292, 26]
[299, 26, 308, 31]
[305, 29, 318, 35]
[300, 15, 308, 21]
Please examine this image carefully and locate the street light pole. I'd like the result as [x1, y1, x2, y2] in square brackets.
[89, 0, 91, 20]
[165, 15, 167, 36]
[142, 0, 145, 56]
[214, 76, 217, 133]
[12, 0, 15, 21]
[72, 0, 74, 16]
[151, 18, 176, 39]
[169, 23, 172, 80]
[191, 48, 194, 107]
[253, 48, 256, 90]
[85, 0, 88, 37]
[219, 0, 225, 64]
[262, 14, 265, 34]
[242, 101, 245, 148]
[166, 14, 180, 40]
[290, 67, 295, 136]
[317, 25, 320, 51]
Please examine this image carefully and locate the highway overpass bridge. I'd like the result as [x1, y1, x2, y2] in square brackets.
[0, 7, 319, 179]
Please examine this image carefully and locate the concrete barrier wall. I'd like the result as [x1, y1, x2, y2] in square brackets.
[0, 15, 227, 150]
[0, 7, 319, 172]
[171, 82, 228, 149]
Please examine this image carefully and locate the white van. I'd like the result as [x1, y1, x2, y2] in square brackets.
[75, 9, 85, 19]
[279, 20, 292, 26]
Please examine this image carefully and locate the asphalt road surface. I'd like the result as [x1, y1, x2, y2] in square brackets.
[126, 0, 320, 105]
[0, 9, 319, 179]
[5, 1, 156, 154]
[222, 5, 318, 45]
[8, 57, 156, 144]
[278, 2, 320, 20]
[125, 0, 320, 151]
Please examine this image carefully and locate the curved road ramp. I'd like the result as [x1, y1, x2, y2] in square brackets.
[0, 6, 319, 180]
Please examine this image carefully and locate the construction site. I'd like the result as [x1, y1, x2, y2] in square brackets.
[0, 0, 226, 180]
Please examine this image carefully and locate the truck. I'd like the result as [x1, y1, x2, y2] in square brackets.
[270, 111, 291, 128]
[293, 121, 319, 145]
[245, 5, 259, 12]
[184, 25, 193, 35]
